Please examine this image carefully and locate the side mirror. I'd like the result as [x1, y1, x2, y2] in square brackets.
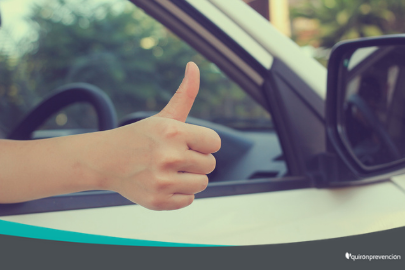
[326, 35, 405, 180]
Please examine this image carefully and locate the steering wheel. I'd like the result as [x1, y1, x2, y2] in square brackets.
[8, 83, 117, 140]
[346, 94, 400, 161]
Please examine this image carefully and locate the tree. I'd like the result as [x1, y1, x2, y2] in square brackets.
[291, 0, 405, 48]
[0, 0, 270, 134]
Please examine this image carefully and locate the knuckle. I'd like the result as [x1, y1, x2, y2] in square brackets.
[212, 131, 221, 152]
[199, 175, 209, 192]
[154, 176, 173, 191]
[162, 121, 183, 140]
[207, 154, 216, 173]
[204, 128, 221, 152]
[159, 153, 183, 168]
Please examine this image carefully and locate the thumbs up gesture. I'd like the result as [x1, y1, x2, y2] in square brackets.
[79, 62, 221, 210]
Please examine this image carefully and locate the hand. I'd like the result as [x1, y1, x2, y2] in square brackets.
[77, 62, 221, 210]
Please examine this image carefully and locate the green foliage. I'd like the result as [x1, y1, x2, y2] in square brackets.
[0, 52, 36, 135]
[0, 0, 270, 134]
[291, 0, 405, 48]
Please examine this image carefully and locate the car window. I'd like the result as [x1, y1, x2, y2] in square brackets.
[0, 0, 286, 181]
[1, 0, 270, 132]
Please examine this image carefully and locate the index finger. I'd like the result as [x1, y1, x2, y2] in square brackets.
[185, 124, 221, 154]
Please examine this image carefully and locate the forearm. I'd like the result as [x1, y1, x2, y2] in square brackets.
[0, 136, 101, 203]
[0, 62, 219, 210]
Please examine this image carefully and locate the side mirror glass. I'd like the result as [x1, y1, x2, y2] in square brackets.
[327, 36, 405, 174]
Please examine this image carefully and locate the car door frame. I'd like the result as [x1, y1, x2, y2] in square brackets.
[133, 0, 326, 178]
[0, 0, 345, 216]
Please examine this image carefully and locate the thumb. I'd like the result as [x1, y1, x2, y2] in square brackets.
[157, 62, 200, 122]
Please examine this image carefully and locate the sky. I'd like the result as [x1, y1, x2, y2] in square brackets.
[0, 0, 46, 52]
[0, 0, 122, 55]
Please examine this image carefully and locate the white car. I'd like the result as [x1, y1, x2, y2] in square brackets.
[1, 0, 405, 247]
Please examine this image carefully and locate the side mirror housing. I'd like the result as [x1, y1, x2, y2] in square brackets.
[326, 35, 405, 182]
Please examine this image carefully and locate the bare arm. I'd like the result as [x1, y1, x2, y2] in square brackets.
[0, 62, 221, 210]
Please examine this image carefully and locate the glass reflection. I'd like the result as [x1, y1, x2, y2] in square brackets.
[342, 45, 405, 166]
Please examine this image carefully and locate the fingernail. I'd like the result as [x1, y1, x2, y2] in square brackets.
[185, 62, 190, 77]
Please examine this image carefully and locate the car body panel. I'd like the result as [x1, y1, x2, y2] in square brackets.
[186, 0, 273, 69]
[2, 180, 405, 245]
[208, 0, 327, 99]
[153, 0, 264, 85]
[392, 175, 405, 191]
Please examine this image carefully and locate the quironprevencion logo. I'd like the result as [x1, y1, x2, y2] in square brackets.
[345, 252, 401, 261]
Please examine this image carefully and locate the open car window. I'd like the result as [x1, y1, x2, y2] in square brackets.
[0, 0, 288, 209]
[1, 0, 272, 132]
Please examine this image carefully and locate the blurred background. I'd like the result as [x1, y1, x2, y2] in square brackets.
[246, 0, 405, 66]
[1, 0, 405, 138]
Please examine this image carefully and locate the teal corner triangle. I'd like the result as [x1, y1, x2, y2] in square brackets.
[0, 219, 220, 247]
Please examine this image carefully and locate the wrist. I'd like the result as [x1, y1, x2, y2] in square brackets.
[63, 131, 115, 192]
[56, 133, 106, 193]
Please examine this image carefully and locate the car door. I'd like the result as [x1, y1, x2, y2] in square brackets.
[1, 0, 405, 246]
